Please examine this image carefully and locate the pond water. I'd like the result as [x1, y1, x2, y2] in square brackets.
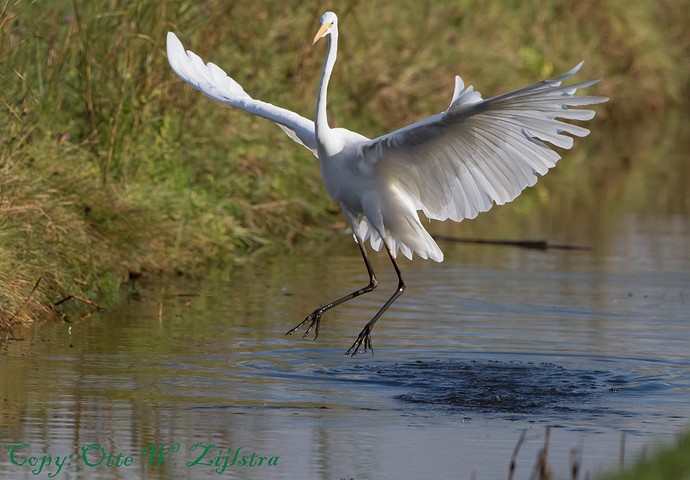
[2, 117, 689, 479]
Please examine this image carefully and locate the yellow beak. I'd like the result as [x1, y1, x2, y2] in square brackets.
[312, 23, 330, 45]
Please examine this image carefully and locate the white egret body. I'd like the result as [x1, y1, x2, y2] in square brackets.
[166, 11, 607, 355]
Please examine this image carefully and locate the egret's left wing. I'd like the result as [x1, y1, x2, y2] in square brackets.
[167, 32, 318, 156]
[359, 62, 608, 223]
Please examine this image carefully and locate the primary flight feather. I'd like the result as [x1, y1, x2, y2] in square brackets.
[167, 11, 608, 355]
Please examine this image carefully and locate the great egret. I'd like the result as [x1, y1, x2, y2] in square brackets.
[167, 11, 607, 355]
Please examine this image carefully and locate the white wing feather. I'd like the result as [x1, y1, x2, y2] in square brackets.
[166, 32, 318, 156]
[360, 62, 608, 224]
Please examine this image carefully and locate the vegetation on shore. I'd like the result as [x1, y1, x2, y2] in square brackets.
[2, 0, 689, 332]
[508, 427, 690, 480]
[601, 431, 690, 480]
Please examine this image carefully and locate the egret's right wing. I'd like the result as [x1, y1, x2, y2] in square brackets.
[358, 62, 608, 223]
[167, 32, 318, 156]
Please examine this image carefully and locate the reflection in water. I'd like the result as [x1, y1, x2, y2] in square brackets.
[1, 117, 690, 479]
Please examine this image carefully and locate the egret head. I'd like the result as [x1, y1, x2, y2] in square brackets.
[312, 11, 338, 45]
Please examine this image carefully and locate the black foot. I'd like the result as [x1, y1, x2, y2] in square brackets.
[345, 324, 374, 356]
[285, 309, 323, 340]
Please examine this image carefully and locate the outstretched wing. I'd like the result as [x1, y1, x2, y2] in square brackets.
[359, 62, 608, 223]
[166, 32, 318, 156]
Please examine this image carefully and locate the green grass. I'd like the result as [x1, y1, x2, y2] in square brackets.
[601, 432, 690, 480]
[1, 0, 689, 331]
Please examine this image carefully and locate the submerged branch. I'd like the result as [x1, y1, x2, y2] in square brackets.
[434, 235, 590, 251]
[53, 295, 103, 309]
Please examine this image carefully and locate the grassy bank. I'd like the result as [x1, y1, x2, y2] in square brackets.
[601, 431, 690, 480]
[2, 0, 689, 332]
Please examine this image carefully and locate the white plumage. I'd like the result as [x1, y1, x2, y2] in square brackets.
[167, 11, 607, 354]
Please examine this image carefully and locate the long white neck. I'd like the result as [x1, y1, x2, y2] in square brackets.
[315, 29, 338, 150]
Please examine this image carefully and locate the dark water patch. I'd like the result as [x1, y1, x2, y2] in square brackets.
[239, 350, 685, 428]
[346, 359, 633, 418]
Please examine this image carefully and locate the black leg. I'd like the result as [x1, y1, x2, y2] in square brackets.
[286, 234, 378, 340]
[346, 243, 406, 356]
